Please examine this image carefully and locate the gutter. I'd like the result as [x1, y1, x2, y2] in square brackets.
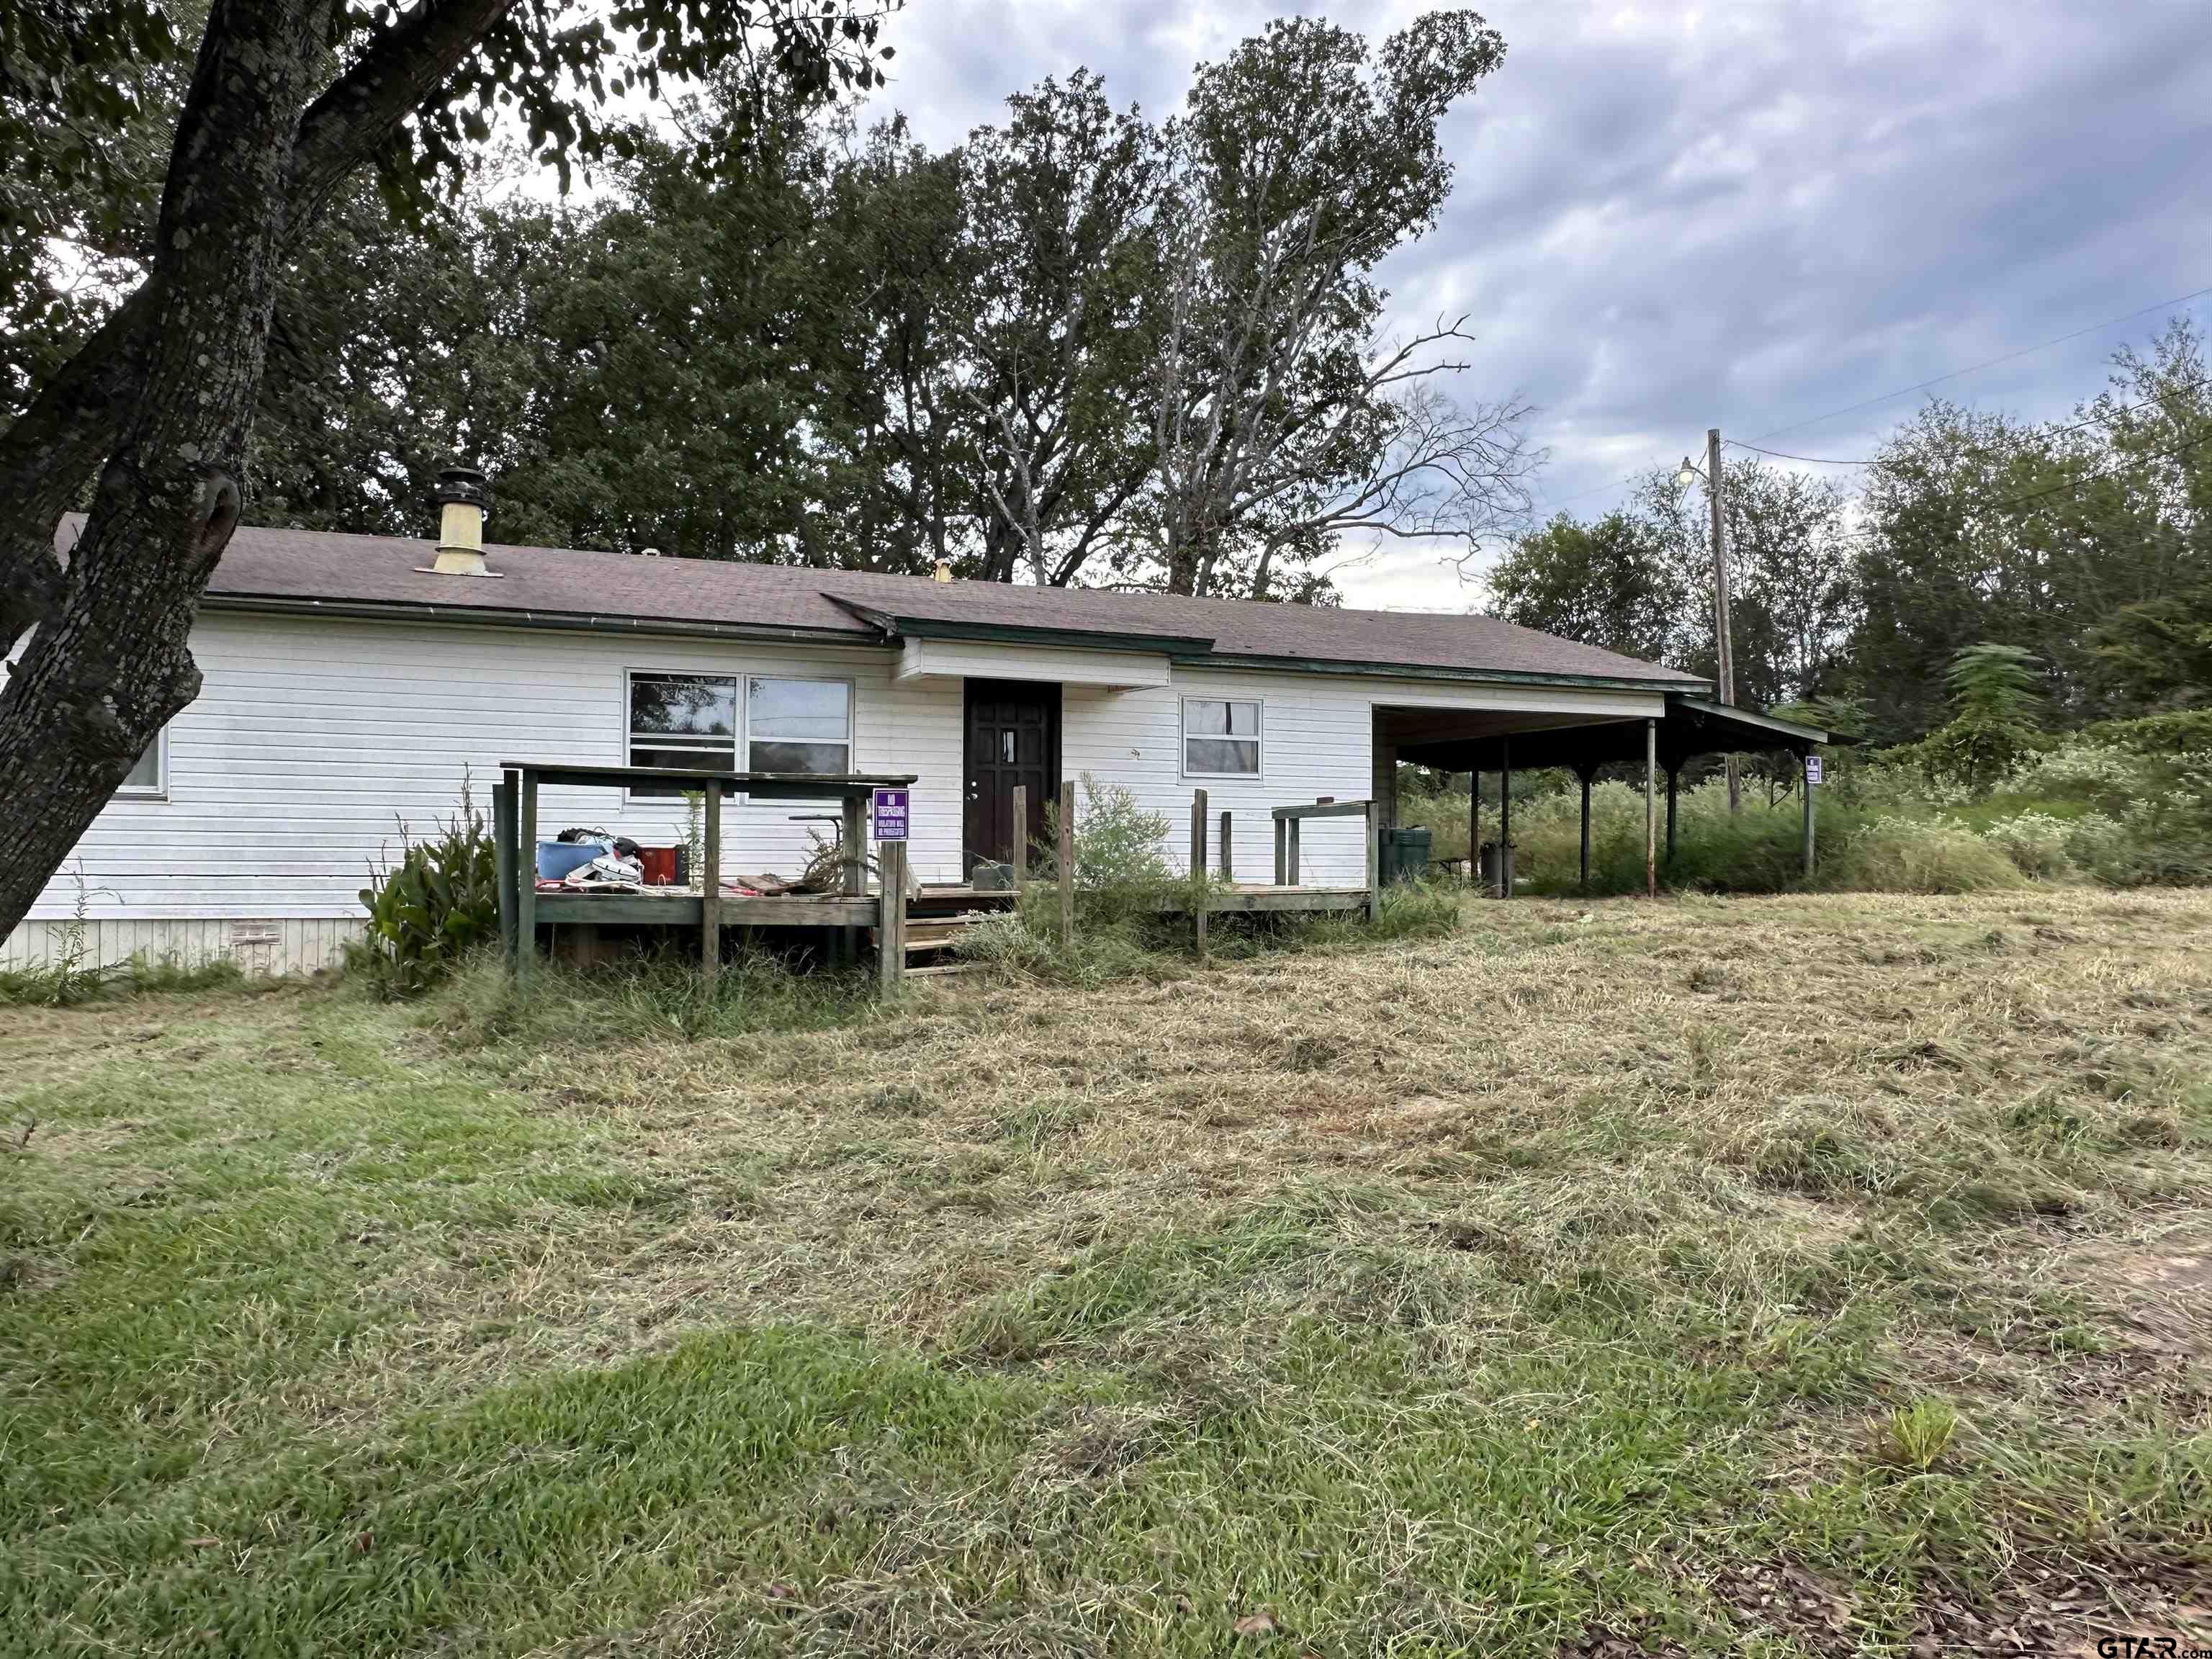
[199, 592, 882, 649]
[1180, 652, 1713, 696]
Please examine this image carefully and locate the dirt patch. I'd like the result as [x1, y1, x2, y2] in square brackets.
[2060, 1217, 2212, 1363]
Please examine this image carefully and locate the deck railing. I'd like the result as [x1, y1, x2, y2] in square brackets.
[493, 762, 918, 996]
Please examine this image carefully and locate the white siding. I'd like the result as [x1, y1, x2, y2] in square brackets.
[1, 917, 363, 976]
[19, 611, 967, 934]
[12, 610, 1663, 968]
[1067, 667, 1664, 886]
[896, 637, 1172, 688]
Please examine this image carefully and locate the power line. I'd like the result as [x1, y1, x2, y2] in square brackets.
[1524, 285, 2212, 522]
[1726, 441, 1870, 466]
[1725, 374, 2212, 473]
[1745, 282, 2212, 444]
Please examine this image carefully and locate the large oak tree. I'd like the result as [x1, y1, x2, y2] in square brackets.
[0, 0, 889, 938]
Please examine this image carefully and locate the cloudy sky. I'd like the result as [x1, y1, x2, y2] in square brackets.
[851, 0, 2212, 610]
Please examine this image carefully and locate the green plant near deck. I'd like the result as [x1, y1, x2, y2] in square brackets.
[349, 784, 500, 998]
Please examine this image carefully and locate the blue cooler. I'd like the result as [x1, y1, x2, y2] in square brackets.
[536, 840, 607, 881]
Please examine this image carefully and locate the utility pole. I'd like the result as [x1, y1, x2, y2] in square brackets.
[1707, 426, 1741, 814]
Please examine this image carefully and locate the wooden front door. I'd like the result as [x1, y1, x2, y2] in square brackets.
[963, 679, 1060, 874]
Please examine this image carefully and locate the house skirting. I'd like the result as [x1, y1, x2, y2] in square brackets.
[1, 917, 362, 978]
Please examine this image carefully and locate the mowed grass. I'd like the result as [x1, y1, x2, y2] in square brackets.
[3, 891, 2210, 1657]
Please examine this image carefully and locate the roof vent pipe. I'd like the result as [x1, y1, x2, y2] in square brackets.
[428, 464, 497, 577]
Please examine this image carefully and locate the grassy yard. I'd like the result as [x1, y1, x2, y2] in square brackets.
[4, 891, 2210, 1657]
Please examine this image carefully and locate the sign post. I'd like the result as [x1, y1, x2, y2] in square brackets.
[1802, 754, 1820, 878]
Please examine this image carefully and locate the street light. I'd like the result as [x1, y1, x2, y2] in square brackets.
[1677, 457, 1701, 489]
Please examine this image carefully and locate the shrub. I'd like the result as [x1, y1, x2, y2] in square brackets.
[349, 784, 500, 998]
[1980, 811, 2077, 880]
[1833, 816, 2025, 894]
[1040, 774, 1177, 920]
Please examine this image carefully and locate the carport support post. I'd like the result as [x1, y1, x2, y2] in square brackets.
[1644, 721, 1658, 898]
[1468, 772, 1480, 889]
[1802, 750, 1817, 878]
[1665, 762, 1681, 863]
[1575, 764, 1593, 891]
[1496, 740, 1512, 899]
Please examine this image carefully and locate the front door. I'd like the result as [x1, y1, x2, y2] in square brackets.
[964, 679, 1061, 875]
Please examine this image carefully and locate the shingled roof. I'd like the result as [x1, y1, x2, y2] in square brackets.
[65, 518, 1708, 690]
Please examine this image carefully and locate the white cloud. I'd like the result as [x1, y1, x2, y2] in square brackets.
[850, 0, 2212, 611]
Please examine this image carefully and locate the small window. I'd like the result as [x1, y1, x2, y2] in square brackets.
[747, 677, 852, 775]
[118, 731, 164, 797]
[629, 673, 737, 792]
[1183, 698, 1262, 776]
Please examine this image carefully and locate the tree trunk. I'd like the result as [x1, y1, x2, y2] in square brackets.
[0, 0, 338, 938]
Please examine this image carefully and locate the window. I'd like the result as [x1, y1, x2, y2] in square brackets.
[626, 670, 852, 793]
[118, 730, 165, 797]
[1182, 698, 1262, 777]
[747, 677, 851, 775]
[629, 673, 739, 775]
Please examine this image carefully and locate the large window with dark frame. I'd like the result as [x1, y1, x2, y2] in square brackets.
[1181, 698, 1262, 777]
[626, 671, 852, 793]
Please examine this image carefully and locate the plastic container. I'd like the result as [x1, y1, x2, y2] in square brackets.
[535, 840, 605, 881]
[1384, 824, 1432, 884]
[637, 847, 678, 886]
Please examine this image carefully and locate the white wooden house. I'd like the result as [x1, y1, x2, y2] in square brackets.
[7, 472, 1728, 974]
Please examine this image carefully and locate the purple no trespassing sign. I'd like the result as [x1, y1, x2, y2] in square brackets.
[872, 787, 909, 842]
[1804, 755, 1824, 786]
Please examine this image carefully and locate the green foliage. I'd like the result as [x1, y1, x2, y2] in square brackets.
[1043, 774, 1174, 898]
[1833, 817, 2027, 894]
[348, 787, 500, 999]
[1488, 511, 1685, 664]
[1883, 1398, 1961, 1471]
[1945, 642, 2047, 725]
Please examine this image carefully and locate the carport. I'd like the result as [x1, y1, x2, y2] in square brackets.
[1380, 696, 1838, 896]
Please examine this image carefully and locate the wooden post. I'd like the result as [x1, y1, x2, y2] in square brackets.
[1644, 720, 1658, 898]
[1058, 778, 1075, 948]
[515, 768, 539, 987]
[701, 781, 722, 991]
[1802, 752, 1817, 878]
[1469, 770, 1480, 889]
[1219, 809, 1233, 880]
[876, 839, 907, 996]
[1578, 765, 1592, 891]
[1665, 763, 1680, 863]
[493, 773, 518, 968]
[1364, 799, 1384, 922]
[1287, 817, 1301, 886]
[840, 789, 866, 967]
[1011, 783, 1028, 885]
[1190, 789, 1210, 955]
[1497, 739, 1512, 899]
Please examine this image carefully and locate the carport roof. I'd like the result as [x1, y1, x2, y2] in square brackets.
[1392, 696, 1843, 773]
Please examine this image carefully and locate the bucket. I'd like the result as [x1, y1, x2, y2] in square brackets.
[637, 847, 678, 886]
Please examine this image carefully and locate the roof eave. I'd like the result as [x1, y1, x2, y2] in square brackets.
[199, 590, 881, 647]
[1667, 694, 1846, 746]
[826, 596, 1215, 657]
[1182, 651, 1711, 696]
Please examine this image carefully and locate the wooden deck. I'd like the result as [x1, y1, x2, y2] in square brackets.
[1148, 884, 1370, 914]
